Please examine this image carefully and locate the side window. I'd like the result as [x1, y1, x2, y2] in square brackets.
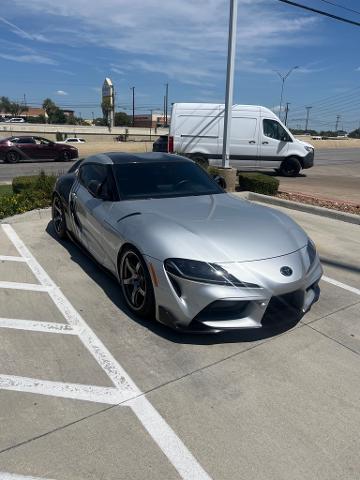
[263, 119, 291, 142]
[79, 164, 116, 200]
[16, 137, 35, 144]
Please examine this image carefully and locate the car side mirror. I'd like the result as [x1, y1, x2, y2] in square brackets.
[212, 175, 227, 189]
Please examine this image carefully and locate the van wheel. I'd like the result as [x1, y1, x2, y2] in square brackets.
[280, 157, 301, 177]
[191, 154, 209, 169]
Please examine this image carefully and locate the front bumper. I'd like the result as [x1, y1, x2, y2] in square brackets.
[302, 150, 314, 169]
[147, 247, 323, 332]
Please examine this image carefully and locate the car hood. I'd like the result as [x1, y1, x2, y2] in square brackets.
[113, 193, 309, 263]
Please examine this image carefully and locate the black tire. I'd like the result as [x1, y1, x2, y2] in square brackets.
[59, 150, 71, 162]
[191, 153, 209, 169]
[280, 157, 301, 177]
[119, 247, 155, 318]
[52, 194, 67, 239]
[6, 151, 20, 164]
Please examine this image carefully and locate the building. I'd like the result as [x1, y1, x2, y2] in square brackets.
[133, 113, 170, 128]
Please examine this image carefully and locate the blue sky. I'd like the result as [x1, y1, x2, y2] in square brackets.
[0, 0, 359, 131]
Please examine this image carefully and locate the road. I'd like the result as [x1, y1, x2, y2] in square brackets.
[0, 148, 359, 203]
[0, 204, 359, 479]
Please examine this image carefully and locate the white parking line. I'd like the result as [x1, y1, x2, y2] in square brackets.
[0, 375, 124, 405]
[0, 472, 55, 479]
[322, 275, 360, 297]
[0, 281, 49, 292]
[0, 318, 77, 335]
[0, 256, 26, 262]
[1, 224, 212, 480]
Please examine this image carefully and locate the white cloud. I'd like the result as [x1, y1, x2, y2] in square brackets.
[56, 90, 68, 95]
[356, 67, 360, 71]
[0, 52, 56, 64]
[5, 0, 320, 84]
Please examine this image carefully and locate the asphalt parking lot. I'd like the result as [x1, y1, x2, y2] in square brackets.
[0, 203, 359, 480]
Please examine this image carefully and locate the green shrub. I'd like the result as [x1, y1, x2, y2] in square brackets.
[13, 172, 57, 195]
[238, 172, 279, 196]
[207, 166, 221, 176]
[1, 172, 57, 220]
[0, 189, 52, 220]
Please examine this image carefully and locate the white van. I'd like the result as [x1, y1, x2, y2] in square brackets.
[168, 103, 314, 176]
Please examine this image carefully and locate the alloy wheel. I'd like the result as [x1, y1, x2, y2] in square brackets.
[121, 251, 147, 311]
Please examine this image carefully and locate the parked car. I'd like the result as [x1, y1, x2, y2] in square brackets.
[5, 117, 26, 123]
[164, 103, 315, 176]
[52, 152, 322, 333]
[152, 135, 168, 152]
[57, 137, 86, 144]
[0, 136, 78, 163]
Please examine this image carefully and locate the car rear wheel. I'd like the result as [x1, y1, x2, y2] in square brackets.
[52, 194, 67, 239]
[279, 157, 301, 177]
[6, 151, 20, 164]
[119, 247, 155, 318]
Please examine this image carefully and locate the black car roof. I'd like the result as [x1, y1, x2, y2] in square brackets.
[84, 152, 193, 165]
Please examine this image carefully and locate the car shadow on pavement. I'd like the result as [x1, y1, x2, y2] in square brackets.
[46, 222, 302, 346]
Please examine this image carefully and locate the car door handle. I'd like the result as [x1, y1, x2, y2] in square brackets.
[248, 140, 256, 144]
[262, 141, 269, 145]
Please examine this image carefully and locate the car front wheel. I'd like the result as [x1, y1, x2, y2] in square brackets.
[52, 194, 67, 239]
[119, 247, 155, 318]
[279, 157, 301, 177]
[59, 150, 71, 162]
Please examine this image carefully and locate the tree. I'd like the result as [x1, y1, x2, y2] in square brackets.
[93, 117, 107, 126]
[0, 96, 28, 116]
[101, 97, 111, 125]
[348, 128, 360, 139]
[114, 111, 131, 126]
[42, 98, 66, 124]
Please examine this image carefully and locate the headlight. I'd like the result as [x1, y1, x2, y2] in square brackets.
[164, 258, 259, 288]
[307, 239, 317, 266]
[304, 146, 313, 152]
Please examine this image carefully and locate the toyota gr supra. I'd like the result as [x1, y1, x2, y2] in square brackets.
[52, 152, 322, 332]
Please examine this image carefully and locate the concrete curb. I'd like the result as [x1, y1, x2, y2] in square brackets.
[233, 192, 360, 225]
[0, 207, 51, 225]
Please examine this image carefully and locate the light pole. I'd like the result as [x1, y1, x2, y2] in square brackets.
[130, 87, 135, 127]
[274, 66, 299, 121]
[222, 0, 238, 168]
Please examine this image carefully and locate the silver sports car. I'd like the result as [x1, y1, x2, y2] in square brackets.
[52, 152, 322, 332]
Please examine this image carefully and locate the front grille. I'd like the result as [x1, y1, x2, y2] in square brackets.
[261, 290, 304, 326]
[193, 300, 249, 322]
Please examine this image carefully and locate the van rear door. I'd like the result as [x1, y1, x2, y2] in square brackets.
[175, 107, 220, 158]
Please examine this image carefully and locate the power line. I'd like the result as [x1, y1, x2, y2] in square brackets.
[278, 0, 360, 27]
[317, 0, 360, 16]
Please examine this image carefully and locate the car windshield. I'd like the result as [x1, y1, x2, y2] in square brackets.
[113, 161, 223, 200]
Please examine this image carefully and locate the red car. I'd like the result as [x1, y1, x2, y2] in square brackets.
[0, 136, 78, 163]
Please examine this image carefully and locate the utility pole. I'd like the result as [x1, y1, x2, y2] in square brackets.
[222, 0, 238, 168]
[23, 94, 27, 107]
[305, 106, 312, 131]
[165, 83, 169, 125]
[284, 102, 290, 126]
[130, 87, 135, 127]
[335, 115, 341, 132]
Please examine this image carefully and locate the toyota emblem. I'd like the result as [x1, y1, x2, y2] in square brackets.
[280, 266, 293, 277]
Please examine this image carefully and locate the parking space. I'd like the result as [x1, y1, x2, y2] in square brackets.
[0, 208, 359, 480]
